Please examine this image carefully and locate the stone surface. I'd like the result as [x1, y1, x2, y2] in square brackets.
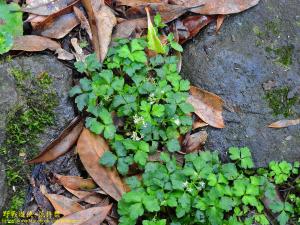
[182, 0, 300, 167]
[0, 55, 76, 212]
[0, 161, 7, 212]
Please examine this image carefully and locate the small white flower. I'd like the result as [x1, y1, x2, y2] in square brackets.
[199, 181, 205, 188]
[131, 131, 143, 141]
[174, 118, 180, 126]
[187, 187, 193, 193]
[183, 181, 189, 188]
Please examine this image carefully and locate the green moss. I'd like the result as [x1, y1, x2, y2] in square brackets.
[0, 68, 58, 210]
[265, 87, 298, 118]
[8, 191, 25, 211]
[273, 45, 294, 67]
[265, 21, 280, 35]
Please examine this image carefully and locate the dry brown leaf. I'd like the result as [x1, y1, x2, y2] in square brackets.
[53, 205, 112, 225]
[73, 6, 92, 40]
[183, 130, 208, 153]
[43, 193, 84, 216]
[77, 128, 126, 201]
[192, 117, 208, 129]
[113, 18, 147, 39]
[37, 12, 79, 39]
[28, 118, 83, 164]
[174, 0, 260, 15]
[23, 0, 78, 15]
[268, 118, 300, 129]
[71, 38, 86, 61]
[216, 15, 225, 32]
[187, 86, 225, 128]
[65, 187, 103, 204]
[81, 0, 117, 61]
[56, 48, 75, 60]
[54, 174, 97, 190]
[12, 35, 74, 60]
[116, 0, 166, 7]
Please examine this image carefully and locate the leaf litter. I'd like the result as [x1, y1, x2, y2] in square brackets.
[5, 0, 267, 223]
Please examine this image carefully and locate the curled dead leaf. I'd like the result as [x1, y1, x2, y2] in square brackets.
[187, 86, 225, 128]
[268, 118, 300, 129]
[28, 117, 83, 164]
[12, 35, 74, 60]
[65, 187, 104, 204]
[183, 130, 208, 153]
[54, 174, 97, 190]
[73, 6, 92, 40]
[81, 0, 117, 61]
[77, 128, 126, 201]
[113, 18, 147, 39]
[43, 193, 84, 216]
[53, 205, 112, 225]
[216, 15, 226, 32]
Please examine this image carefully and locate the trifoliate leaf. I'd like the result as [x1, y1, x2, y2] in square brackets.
[129, 203, 144, 220]
[134, 151, 148, 166]
[166, 139, 181, 152]
[100, 151, 117, 167]
[151, 104, 165, 117]
[85, 117, 104, 134]
[143, 195, 160, 212]
[69, 85, 82, 97]
[103, 124, 116, 139]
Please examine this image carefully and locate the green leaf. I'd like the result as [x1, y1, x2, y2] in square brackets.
[277, 211, 289, 225]
[170, 41, 183, 52]
[134, 151, 148, 166]
[152, 104, 165, 117]
[103, 124, 116, 139]
[179, 80, 190, 91]
[143, 195, 160, 212]
[112, 77, 124, 91]
[117, 158, 129, 175]
[75, 94, 88, 111]
[99, 151, 117, 167]
[0, 2, 23, 36]
[98, 108, 113, 124]
[219, 196, 234, 211]
[229, 147, 240, 160]
[146, 9, 165, 54]
[69, 85, 82, 97]
[80, 78, 92, 91]
[125, 176, 141, 189]
[0, 31, 13, 54]
[129, 203, 144, 220]
[166, 139, 181, 152]
[179, 102, 194, 114]
[131, 39, 145, 52]
[132, 50, 147, 63]
[85, 117, 104, 134]
[241, 157, 254, 169]
[207, 173, 217, 186]
[154, 14, 166, 28]
[221, 163, 238, 180]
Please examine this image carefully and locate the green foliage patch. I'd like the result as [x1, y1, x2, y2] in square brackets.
[118, 148, 299, 225]
[70, 35, 193, 175]
[0, 1, 23, 54]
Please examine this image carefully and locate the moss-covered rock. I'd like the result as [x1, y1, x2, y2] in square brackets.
[0, 55, 75, 213]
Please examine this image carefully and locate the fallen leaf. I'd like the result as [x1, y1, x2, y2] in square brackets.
[77, 128, 126, 201]
[81, 0, 117, 61]
[73, 6, 92, 40]
[23, 0, 78, 16]
[183, 130, 208, 153]
[53, 205, 112, 225]
[216, 15, 225, 32]
[71, 38, 86, 61]
[43, 193, 84, 216]
[37, 12, 79, 39]
[268, 118, 300, 129]
[187, 86, 225, 128]
[177, 15, 214, 44]
[56, 48, 75, 60]
[12, 35, 74, 60]
[28, 117, 83, 164]
[116, 0, 166, 7]
[54, 174, 97, 190]
[175, 0, 260, 15]
[65, 187, 104, 204]
[192, 117, 208, 129]
[112, 18, 147, 39]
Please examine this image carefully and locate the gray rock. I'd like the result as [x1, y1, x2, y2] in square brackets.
[0, 55, 76, 212]
[182, 0, 300, 167]
[0, 161, 7, 212]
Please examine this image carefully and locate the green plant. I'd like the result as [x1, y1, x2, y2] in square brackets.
[70, 35, 193, 175]
[0, 1, 23, 54]
[118, 149, 299, 225]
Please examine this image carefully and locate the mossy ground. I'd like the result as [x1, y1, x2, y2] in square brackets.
[253, 20, 294, 67]
[0, 69, 58, 210]
[264, 87, 299, 118]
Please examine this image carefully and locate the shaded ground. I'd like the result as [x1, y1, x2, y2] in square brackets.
[182, 0, 300, 167]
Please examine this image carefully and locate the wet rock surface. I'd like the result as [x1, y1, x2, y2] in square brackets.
[0, 55, 77, 212]
[182, 0, 300, 167]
